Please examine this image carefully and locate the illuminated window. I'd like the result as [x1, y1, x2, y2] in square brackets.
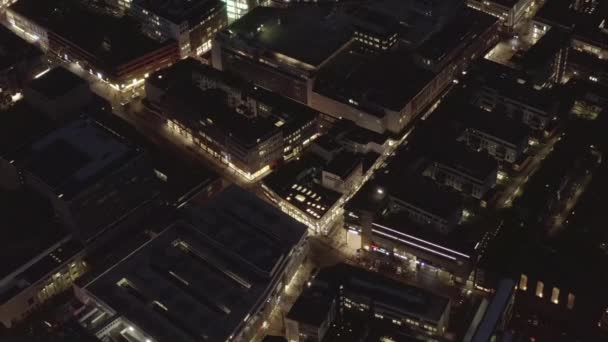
[519, 274, 528, 291]
[536, 281, 544, 298]
[551, 287, 559, 304]
[567, 293, 575, 309]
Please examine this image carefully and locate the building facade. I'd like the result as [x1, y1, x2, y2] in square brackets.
[467, 0, 534, 28]
[131, 0, 227, 57]
[458, 123, 529, 164]
[286, 263, 452, 341]
[425, 150, 498, 200]
[146, 59, 318, 181]
[73, 186, 308, 342]
[6, 0, 180, 92]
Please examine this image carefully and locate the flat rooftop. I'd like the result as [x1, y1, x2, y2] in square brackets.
[247, 83, 320, 136]
[26, 67, 87, 99]
[430, 143, 498, 182]
[314, 45, 435, 112]
[468, 59, 557, 111]
[147, 57, 245, 93]
[343, 5, 401, 37]
[386, 173, 463, 220]
[150, 59, 318, 148]
[350, 171, 462, 221]
[0, 24, 42, 71]
[149, 150, 220, 205]
[166, 82, 280, 147]
[324, 151, 362, 179]
[519, 27, 569, 70]
[570, 78, 608, 104]
[134, 0, 224, 25]
[264, 155, 341, 221]
[83, 186, 306, 342]
[568, 48, 608, 73]
[0, 101, 56, 156]
[16, 117, 139, 199]
[69, 152, 161, 242]
[416, 8, 497, 63]
[223, 6, 353, 68]
[154, 59, 319, 145]
[0, 188, 68, 287]
[373, 209, 485, 260]
[457, 104, 530, 145]
[312, 134, 342, 153]
[318, 263, 450, 323]
[332, 120, 389, 145]
[10, 0, 171, 69]
[20, 238, 82, 286]
[286, 286, 335, 327]
[571, 3, 608, 49]
[534, 0, 575, 28]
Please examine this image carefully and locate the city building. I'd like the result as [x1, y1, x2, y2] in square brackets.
[0, 25, 46, 101]
[212, 6, 353, 105]
[343, 6, 400, 54]
[314, 119, 393, 157]
[533, 0, 574, 32]
[23, 67, 93, 121]
[73, 185, 308, 342]
[386, 175, 465, 231]
[321, 151, 363, 195]
[145, 58, 319, 181]
[310, 135, 344, 163]
[517, 27, 570, 87]
[570, 2, 608, 61]
[147, 151, 225, 207]
[262, 155, 343, 235]
[286, 263, 451, 341]
[213, 5, 497, 134]
[567, 48, 608, 86]
[568, 79, 608, 120]
[311, 8, 498, 134]
[0, 116, 160, 244]
[466, 60, 561, 131]
[130, 0, 227, 57]
[0, 103, 58, 172]
[312, 46, 437, 135]
[284, 285, 337, 342]
[225, 0, 259, 22]
[343, 170, 490, 283]
[476, 123, 605, 336]
[0, 188, 86, 328]
[534, 0, 608, 60]
[454, 103, 530, 164]
[466, 0, 534, 28]
[425, 143, 499, 200]
[411, 0, 466, 27]
[6, 0, 179, 92]
[334, 123, 393, 156]
[534, 0, 608, 85]
[413, 8, 498, 73]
